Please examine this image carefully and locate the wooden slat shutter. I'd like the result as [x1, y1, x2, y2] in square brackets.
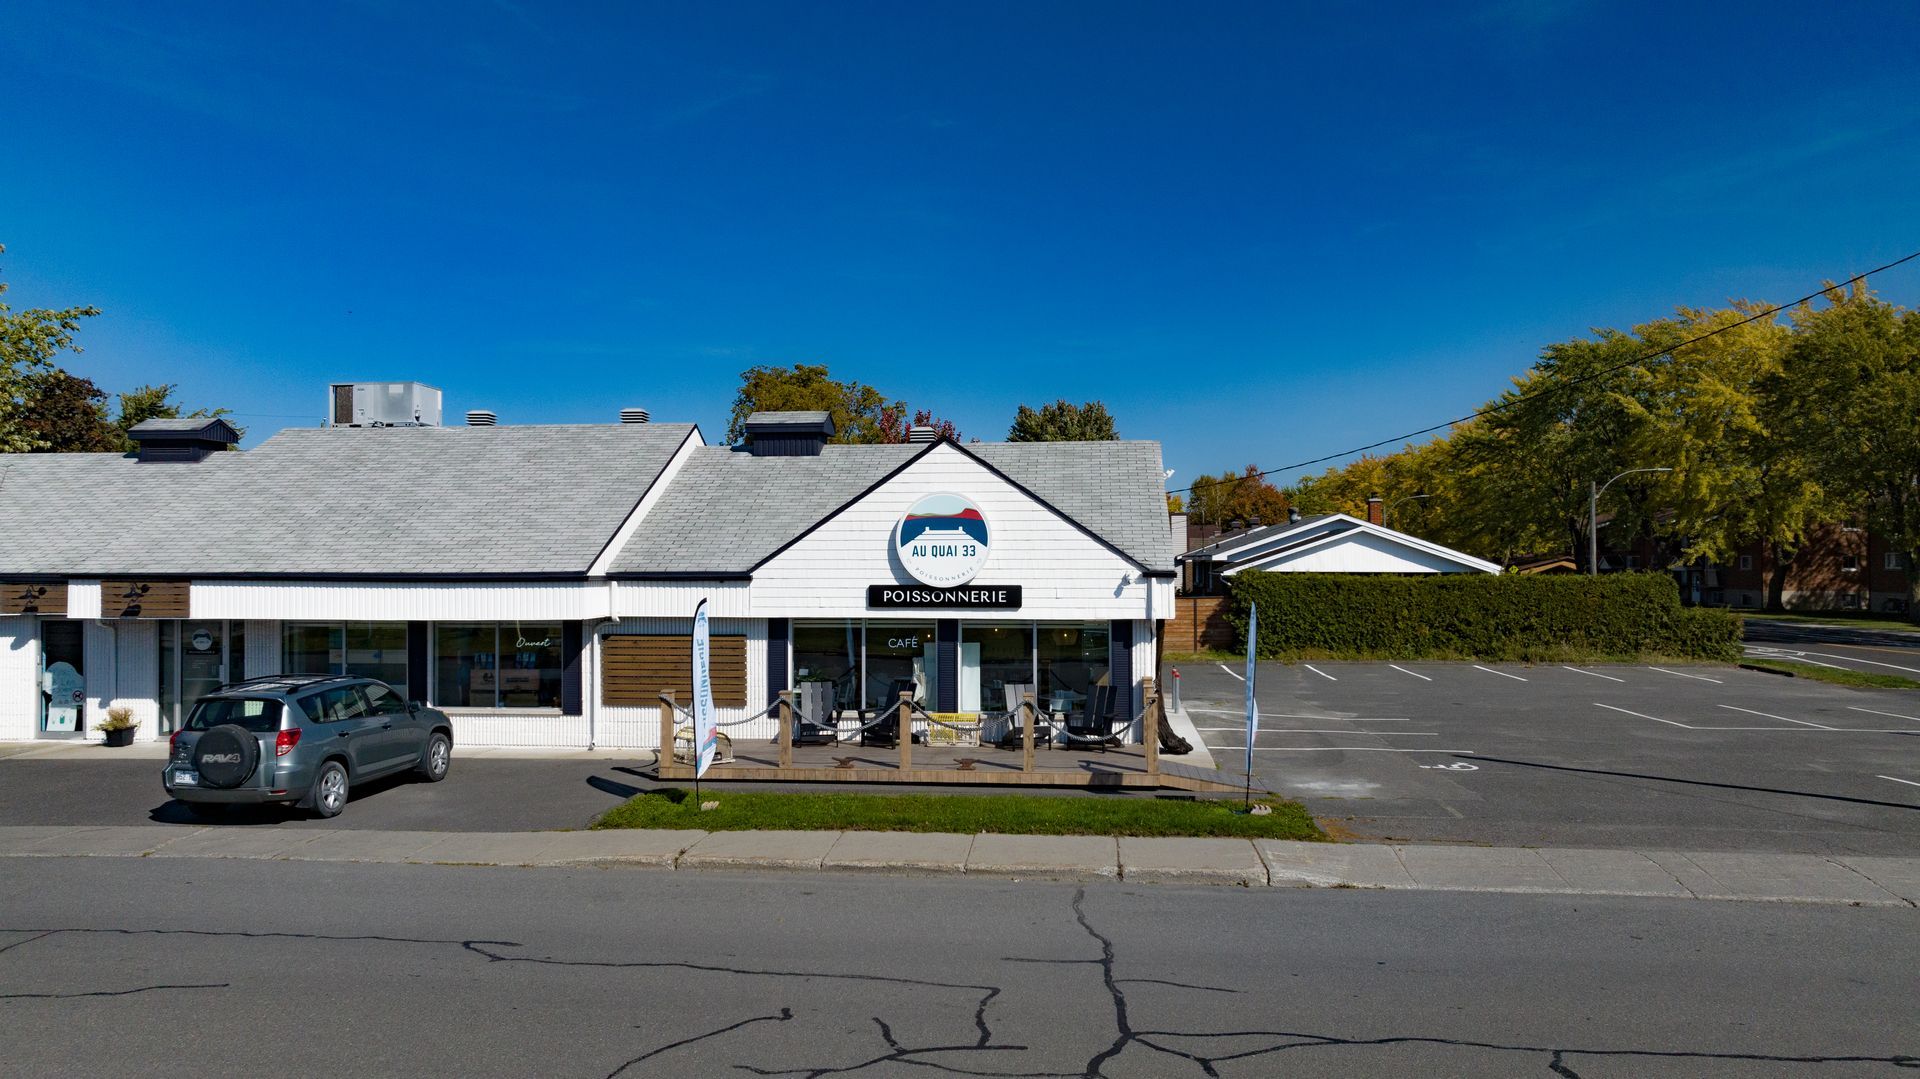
[601, 635, 747, 708]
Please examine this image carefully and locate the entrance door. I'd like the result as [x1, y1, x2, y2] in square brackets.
[40, 620, 85, 735]
[161, 621, 242, 733]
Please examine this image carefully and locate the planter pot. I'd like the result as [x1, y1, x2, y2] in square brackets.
[102, 727, 136, 748]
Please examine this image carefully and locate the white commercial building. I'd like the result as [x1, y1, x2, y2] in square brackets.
[0, 404, 1176, 750]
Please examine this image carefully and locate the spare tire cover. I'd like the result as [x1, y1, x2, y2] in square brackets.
[193, 724, 260, 789]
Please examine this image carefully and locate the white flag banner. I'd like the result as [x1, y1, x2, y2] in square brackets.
[1244, 601, 1258, 789]
[692, 598, 718, 778]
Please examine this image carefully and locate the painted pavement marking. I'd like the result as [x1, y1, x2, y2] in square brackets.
[1472, 665, 1528, 681]
[1388, 665, 1432, 681]
[1717, 704, 1834, 730]
[1561, 665, 1625, 682]
[1303, 664, 1338, 681]
[1649, 666, 1723, 684]
[1849, 705, 1920, 724]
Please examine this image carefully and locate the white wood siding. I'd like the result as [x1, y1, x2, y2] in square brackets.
[749, 444, 1157, 620]
[190, 581, 612, 621]
[441, 711, 591, 749]
[1129, 618, 1156, 743]
[243, 621, 282, 679]
[0, 617, 38, 741]
[591, 616, 767, 749]
[85, 620, 160, 742]
[610, 581, 751, 619]
[67, 580, 101, 619]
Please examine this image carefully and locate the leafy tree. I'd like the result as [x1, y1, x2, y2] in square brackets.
[1781, 282, 1920, 618]
[1165, 492, 1184, 514]
[1187, 464, 1290, 527]
[726, 363, 901, 445]
[21, 369, 118, 452]
[0, 243, 101, 452]
[1007, 399, 1118, 442]
[877, 405, 960, 444]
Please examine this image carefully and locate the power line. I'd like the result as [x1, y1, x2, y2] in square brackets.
[1172, 249, 1920, 499]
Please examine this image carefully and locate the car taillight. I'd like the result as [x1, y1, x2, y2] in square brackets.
[169, 729, 186, 754]
[275, 728, 301, 757]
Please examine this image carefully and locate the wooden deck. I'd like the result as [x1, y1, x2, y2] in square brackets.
[650, 678, 1246, 794]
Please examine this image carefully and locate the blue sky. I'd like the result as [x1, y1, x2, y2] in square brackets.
[4, 1, 1918, 493]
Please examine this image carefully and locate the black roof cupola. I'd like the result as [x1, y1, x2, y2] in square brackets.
[126, 418, 242, 462]
[743, 411, 835, 457]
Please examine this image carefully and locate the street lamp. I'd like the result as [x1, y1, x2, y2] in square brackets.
[1589, 468, 1673, 576]
[1384, 492, 1431, 527]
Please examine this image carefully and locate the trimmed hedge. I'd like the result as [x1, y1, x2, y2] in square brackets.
[1223, 572, 1743, 662]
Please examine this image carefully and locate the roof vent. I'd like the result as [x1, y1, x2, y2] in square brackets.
[466, 409, 497, 427]
[743, 411, 834, 457]
[127, 417, 242, 463]
[907, 424, 938, 443]
[620, 407, 651, 424]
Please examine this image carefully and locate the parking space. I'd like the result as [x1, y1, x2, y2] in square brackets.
[1177, 660, 1920, 855]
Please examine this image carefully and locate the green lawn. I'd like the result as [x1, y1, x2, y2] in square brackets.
[592, 788, 1325, 840]
[1740, 658, 1920, 690]
[1740, 611, 1919, 634]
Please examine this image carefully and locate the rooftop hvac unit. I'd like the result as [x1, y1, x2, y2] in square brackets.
[327, 382, 444, 427]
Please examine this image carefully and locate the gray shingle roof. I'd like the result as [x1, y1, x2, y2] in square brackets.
[0, 424, 695, 576]
[610, 439, 1174, 575]
[128, 417, 235, 434]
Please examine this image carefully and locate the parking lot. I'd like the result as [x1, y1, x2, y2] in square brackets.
[1177, 659, 1920, 855]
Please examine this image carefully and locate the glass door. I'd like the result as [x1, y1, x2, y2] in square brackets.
[161, 621, 239, 733]
[40, 620, 86, 735]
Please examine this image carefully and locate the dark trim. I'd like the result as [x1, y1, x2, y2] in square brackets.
[560, 621, 584, 715]
[766, 618, 790, 707]
[935, 619, 959, 713]
[1109, 620, 1135, 724]
[585, 425, 704, 573]
[746, 441, 944, 573]
[742, 436, 1170, 578]
[1141, 570, 1178, 579]
[406, 623, 429, 704]
[605, 571, 755, 581]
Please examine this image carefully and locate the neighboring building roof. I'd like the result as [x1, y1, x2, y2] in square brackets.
[1179, 513, 1499, 575]
[742, 410, 834, 428]
[0, 423, 696, 577]
[609, 439, 1175, 576]
[127, 417, 240, 436]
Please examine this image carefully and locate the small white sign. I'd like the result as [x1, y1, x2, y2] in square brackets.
[895, 493, 990, 587]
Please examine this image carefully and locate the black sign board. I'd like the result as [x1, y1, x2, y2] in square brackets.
[866, 584, 1023, 609]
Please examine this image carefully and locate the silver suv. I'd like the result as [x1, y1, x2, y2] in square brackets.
[163, 674, 453, 819]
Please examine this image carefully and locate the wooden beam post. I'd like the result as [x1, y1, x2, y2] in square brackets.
[1022, 691, 1036, 773]
[777, 689, 795, 770]
[897, 689, 913, 772]
[658, 690, 677, 776]
[1141, 676, 1160, 779]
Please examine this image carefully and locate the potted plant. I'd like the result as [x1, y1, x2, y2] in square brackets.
[96, 705, 138, 748]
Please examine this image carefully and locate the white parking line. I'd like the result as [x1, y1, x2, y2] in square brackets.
[1203, 730, 1440, 736]
[1303, 664, 1337, 681]
[1767, 649, 1920, 676]
[1187, 708, 1409, 721]
[1879, 775, 1920, 789]
[1388, 665, 1432, 681]
[1562, 665, 1625, 682]
[1216, 663, 1244, 682]
[1649, 667, 1723, 684]
[1595, 702, 1689, 728]
[1849, 706, 1920, 723]
[1239, 747, 1478, 753]
[1744, 648, 1854, 671]
[1717, 704, 1834, 730]
[1473, 665, 1527, 681]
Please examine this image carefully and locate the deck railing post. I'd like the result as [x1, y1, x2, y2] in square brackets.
[897, 690, 913, 773]
[1022, 691, 1036, 773]
[1142, 676, 1160, 778]
[777, 689, 795, 770]
[658, 690, 677, 775]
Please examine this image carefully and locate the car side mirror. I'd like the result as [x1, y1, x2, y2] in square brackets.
[407, 701, 421, 714]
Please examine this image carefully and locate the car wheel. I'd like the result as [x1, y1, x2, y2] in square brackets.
[311, 761, 350, 819]
[417, 733, 451, 782]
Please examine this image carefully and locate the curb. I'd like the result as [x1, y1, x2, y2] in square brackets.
[1, 826, 1915, 907]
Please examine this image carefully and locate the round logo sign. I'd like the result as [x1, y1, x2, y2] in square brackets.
[895, 493, 989, 587]
[189, 629, 215, 652]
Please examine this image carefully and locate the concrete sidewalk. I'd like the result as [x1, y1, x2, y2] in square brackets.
[1, 824, 1914, 906]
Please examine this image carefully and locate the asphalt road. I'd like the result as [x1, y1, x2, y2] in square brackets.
[3, 857, 1915, 1077]
[1743, 617, 1920, 677]
[1178, 660, 1920, 855]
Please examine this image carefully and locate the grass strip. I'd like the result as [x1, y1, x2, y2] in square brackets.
[1740, 612, 1919, 634]
[592, 788, 1324, 840]
[1740, 658, 1920, 689]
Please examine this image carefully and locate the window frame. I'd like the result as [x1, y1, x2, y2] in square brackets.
[433, 621, 566, 713]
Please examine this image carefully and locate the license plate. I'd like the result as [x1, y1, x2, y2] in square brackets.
[172, 770, 198, 786]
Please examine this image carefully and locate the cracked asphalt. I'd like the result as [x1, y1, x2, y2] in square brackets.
[3, 857, 1915, 1077]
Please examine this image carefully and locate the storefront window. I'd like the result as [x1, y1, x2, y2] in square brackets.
[961, 623, 1034, 713]
[863, 621, 935, 711]
[434, 622, 563, 709]
[1037, 622, 1109, 717]
[792, 620, 859, 716]
[283, 622, 407, 699]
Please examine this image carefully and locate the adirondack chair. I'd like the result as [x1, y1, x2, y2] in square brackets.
[790, 681, 839, 745]
[860, 679, 915, 748]
[994, 682, 1053, 750]
[1066, 682, 1124, 751]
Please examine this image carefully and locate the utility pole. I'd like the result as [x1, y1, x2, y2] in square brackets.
[1590, 468, 1673, 576]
